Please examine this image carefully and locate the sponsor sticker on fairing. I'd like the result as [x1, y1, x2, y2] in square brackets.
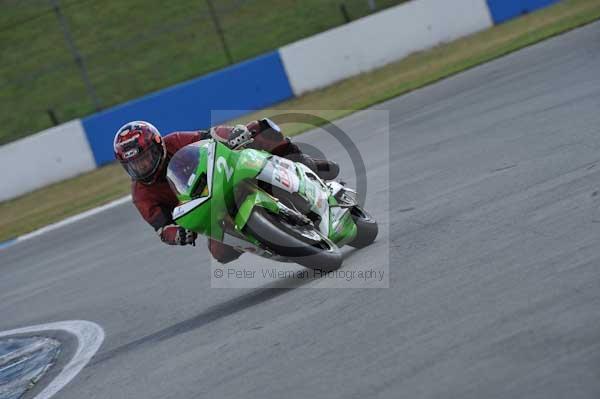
[257, 156, 300, 193]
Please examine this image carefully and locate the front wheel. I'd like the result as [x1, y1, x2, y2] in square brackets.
[245, 208, 342, 271]
[348, 207, 378, 249]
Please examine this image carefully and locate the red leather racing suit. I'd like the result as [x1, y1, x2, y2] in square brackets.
[131, 120, 301, 263]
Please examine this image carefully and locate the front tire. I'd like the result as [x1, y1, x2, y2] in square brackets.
[348, 207, 378, 249]
[245, 208, 342, 271]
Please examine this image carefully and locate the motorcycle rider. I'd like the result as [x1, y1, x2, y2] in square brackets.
[113, 119, 339, 263]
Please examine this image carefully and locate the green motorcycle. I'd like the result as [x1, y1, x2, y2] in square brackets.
[166, 138, 378, 271]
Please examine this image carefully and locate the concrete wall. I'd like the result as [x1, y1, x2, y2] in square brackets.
[279, 0, 494, 95]
[0, 120, 95, 201]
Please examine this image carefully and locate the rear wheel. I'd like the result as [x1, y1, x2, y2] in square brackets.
[348, 207, 378, 249]
[245, 208, 342, 271]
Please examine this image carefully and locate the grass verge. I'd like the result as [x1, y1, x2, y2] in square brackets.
[1, 0, 599, 243]
[1, 0, 405, 144]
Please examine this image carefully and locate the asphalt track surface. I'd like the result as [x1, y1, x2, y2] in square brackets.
[2, 22, 600, 399]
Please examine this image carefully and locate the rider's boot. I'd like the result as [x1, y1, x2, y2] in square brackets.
[248, 120, 340, 180]
[277, 140, 339, 180]
[291, 153, 339, 181]
[311, 158, 340, 181]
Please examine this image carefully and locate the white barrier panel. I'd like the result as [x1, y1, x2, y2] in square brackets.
[0, 120, 96, 201]
[280, 0, 493, 95]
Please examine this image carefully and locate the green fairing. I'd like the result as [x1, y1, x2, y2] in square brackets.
[170, 140, 278, 242]
[168, 138, 364, 257]
[226, 146, 281, 235]
[234, 190, 280, 232]
[230, 148, 271, 185]
[326, 196, 357, 245]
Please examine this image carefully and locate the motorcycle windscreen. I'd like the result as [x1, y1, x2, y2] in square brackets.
[166, 145, 202, 198]
[169, 141, 219, 238]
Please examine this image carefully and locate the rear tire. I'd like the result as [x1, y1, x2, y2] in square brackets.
[245, 208, 342, 271]
[348, 207, 378, 249]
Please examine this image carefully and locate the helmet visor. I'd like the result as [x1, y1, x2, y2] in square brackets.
[122, 144, 162, 181]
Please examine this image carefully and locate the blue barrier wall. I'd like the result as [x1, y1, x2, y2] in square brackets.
[486, 0, 561, 24]
[82, 51, 293, 166]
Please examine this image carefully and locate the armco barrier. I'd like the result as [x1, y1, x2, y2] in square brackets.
[486, 0, 561, 24]
[0, 120, 95, 201]
[82, 51, 293, 166]
[279, 0, 494, 96]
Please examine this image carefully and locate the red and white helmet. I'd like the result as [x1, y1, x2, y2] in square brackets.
[113, 121, 166, 184]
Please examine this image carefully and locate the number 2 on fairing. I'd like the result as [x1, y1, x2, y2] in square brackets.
[216, 157, 233, 181]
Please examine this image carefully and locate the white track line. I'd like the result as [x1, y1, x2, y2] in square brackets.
[0, 320, 105, 399]
[1, 195, 131, 250]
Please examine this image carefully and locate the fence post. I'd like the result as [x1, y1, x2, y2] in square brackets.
[47, 109, 59, 126]
[49, 0, 101, 111]
[367, 0, 377, 12]
[206, 0, 233, 65]
[340, 3, 351, 23]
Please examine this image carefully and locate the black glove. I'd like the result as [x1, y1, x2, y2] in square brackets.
[158, 224, 197, 246]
